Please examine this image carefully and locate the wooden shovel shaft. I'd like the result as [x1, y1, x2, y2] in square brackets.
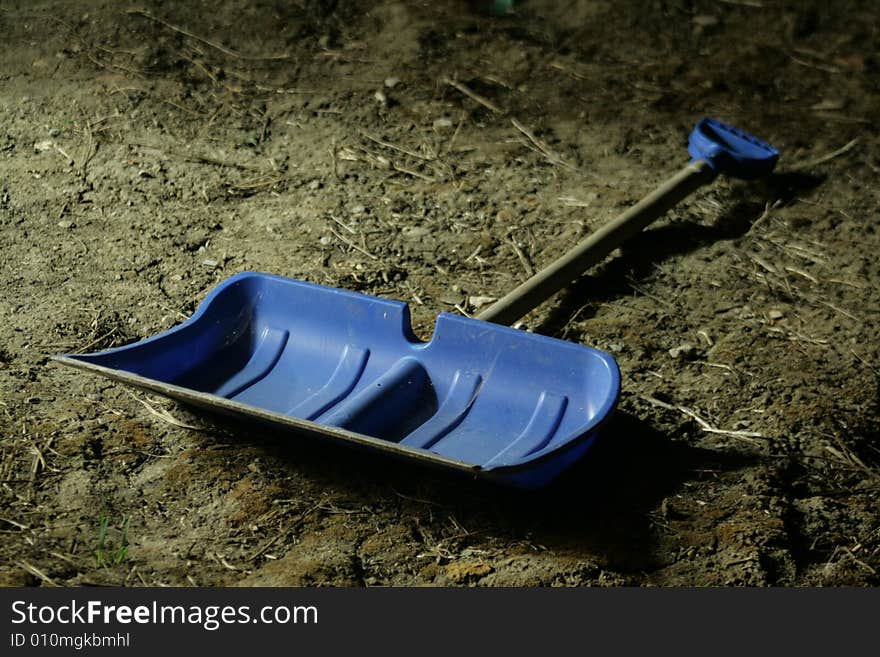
[477, 159, 717, 326]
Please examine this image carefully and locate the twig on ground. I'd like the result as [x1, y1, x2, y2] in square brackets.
[328, 214, 356, 235]
[329, 138, 340, 180]
[510, 118, 572, 169]
[392, 163, 434, 182]
[814, 299, 861, 322]
[49, 551, 80, 567]
[178, 51, 220, 84]
[163, 99, 208, 117]
[784, 266, 818, 284]
[40, 15, 147, 75]
[641, 395, 766, 442]
[791, 138, 858, 170]
[849, 349, 879, 374]
[549, 60, 588, 80]
[78, 113, 96, 179]
[127, 9, 291, 61]
[17, 561, 59, 586]
[0, 517, 29, 530]
[442, 77, 503, 114]
[392, 489, 445, 506]
[362, 132, 433, 161]
[213, 553, 240, 571]
[788, 54, 841, 74]
[826, 432, 879, 481]
[760, 236, 827, 264]
[227, 175, 287, 193]
[181, 152, 263, 171]
[74, 328, 118, 354]
[131, 394, 207, 431]
[627, 280, 676, 309]
[328, 227, 378, 261]
[442, 114, 467, 156]
[507, 236, 535, 277]
[828, 546, 878, 575]
[748, 200, 783, 232]
[248, 504, 321, 561]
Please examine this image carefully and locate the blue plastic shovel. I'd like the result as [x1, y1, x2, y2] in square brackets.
[55, 118, 778, 488]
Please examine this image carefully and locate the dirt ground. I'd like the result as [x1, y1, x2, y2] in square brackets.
[1, 0, 878, 587]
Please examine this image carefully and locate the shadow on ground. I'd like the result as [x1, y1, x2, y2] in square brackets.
[199, 408, 762, 572]
[535, 171, 824, 337]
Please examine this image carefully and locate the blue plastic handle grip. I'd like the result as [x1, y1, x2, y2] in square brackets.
[688, 117, 779, 180]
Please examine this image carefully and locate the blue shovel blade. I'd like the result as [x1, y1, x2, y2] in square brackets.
[55, 272, 621, 488]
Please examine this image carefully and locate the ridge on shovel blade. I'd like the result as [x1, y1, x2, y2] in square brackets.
[55, 272, 621, 488]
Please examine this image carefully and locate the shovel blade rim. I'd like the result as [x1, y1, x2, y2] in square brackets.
[54, 271, 622, 487]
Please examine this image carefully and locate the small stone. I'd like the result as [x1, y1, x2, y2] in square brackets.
[439, 290, 465, 306]
[468, 295, 497, 309]
[669, 343, 697, 359]
[432, 117, 453, 130]
[33, 139, 54, 152]
[48, 128, 61, 137]
[201, 259, 218, 268]
[349, 204, 366, 215]
[57, 220, 74, 229]
[768, 309, 784, 320]
[402, 226, 429, 239]
[495, 208, 514, 223]
[811, 98, 846, 112]
[384, 77, 401, 89]
[374, 90, 387, 105]
[319, 235, 332, 246]
[444, 561, 493, 584]
[693, 15, 719, 27]
[308, 179, 322, 191]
